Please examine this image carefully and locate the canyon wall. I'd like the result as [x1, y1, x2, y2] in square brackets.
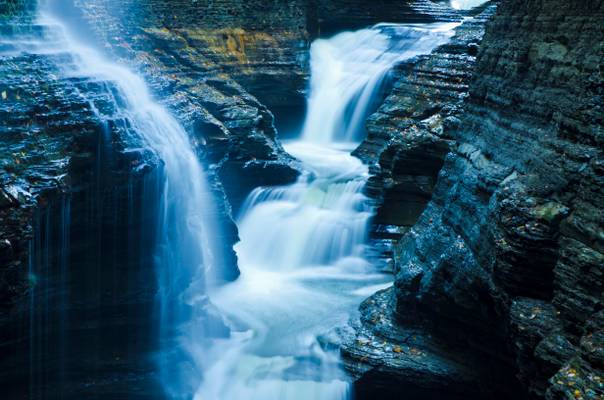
[344, 1, 604, 399]
[73, 0, 462, 135]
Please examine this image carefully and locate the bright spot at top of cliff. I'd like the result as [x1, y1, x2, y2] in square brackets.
[451, 0, 488, 9]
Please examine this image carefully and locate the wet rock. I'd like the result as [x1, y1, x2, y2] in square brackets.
[546, 358, 604, 400]
[0, 15, 167, 398]
[351, 0, 604, 398]
[582, 312, 604, 369]
[0, 188, 18, 209]
[354, 4, 497, 268]
[338, 287, 515, 400]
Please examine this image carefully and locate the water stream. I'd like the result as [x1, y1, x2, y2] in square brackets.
[195, 22, 459, 400]
[301, 23, 459, 143]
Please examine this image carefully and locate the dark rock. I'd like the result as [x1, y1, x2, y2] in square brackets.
[536, 334, 580, 370]
[348, 0, 604, 398]
[581, 312, 604, 369]
[354, 5, 497, 271]
[0, 16, 164, 398]
[546, 358, 604, 400]
[338, 287, 518, 400]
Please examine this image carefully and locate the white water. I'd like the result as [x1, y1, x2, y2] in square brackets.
[20, 8, 222, 397]
[301, 23, 459, 143]
[196, 142, 386, 400]
[196, 22, 459, 400]
[451, 0, 489, 10]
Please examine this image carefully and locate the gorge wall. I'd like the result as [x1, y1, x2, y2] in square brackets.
[72, 0, 462, 136]
[343, 1, 604, 400]
[0, 13, 164, 396]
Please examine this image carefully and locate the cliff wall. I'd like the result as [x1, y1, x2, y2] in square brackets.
[343, 1, 604, 399]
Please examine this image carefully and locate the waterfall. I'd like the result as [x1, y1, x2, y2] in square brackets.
[196, 22, 459, 400]
[28, 9, 222, 398]
[301, 23, 459, 143]
[451, 0, 489, 10]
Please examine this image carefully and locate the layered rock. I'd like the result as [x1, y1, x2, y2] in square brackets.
[70, 0, 466, 136]
[344, 0, 604, 399]
[355, 1, 496, 272]
[0, 16, 165, 397]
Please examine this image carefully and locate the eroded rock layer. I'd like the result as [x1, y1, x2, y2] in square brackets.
[73, 0, 464, 135]
[0, 15, 165, 397]
[355, 3, 496, 268]
[344, 0, 604, 399]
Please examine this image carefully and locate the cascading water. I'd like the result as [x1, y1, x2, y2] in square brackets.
[301, 23, 460, 143]
[196, 22, 459, 400]
[23, 6, 222, 397]
[451, 0, 489, 10]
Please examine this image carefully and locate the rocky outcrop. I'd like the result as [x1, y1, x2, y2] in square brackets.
[345, 0, 604, 399]
[338, 287, 503, 399]
[355, 1, 496, 273]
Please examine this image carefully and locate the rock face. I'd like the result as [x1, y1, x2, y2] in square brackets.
[355, 1, 496, 275]
[0, 14, 166, 397]
[344, 0, 604, 399]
